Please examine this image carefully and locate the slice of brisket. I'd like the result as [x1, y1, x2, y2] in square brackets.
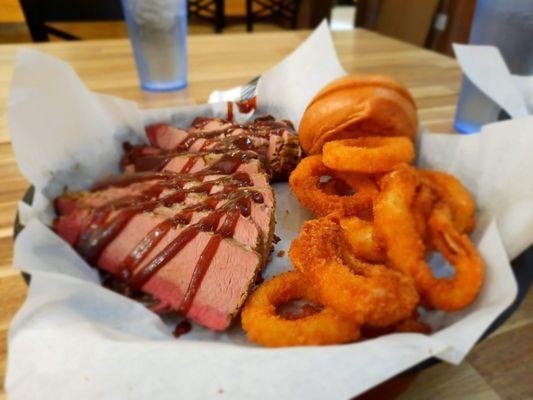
[55, 171, 270, 215]
[53, 114, 300, 331]
[141, 116, 302, 180]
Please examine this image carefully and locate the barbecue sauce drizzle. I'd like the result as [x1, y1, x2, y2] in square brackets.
[227, 98, 257, 121]
[133, 150, 256, 173]
[75, 162, 265, 314]
[74, 115, 294, 315]
[77, 169, 255, 262]
[123, 115, 296, 174]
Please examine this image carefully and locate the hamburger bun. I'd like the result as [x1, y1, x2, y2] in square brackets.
[299, 75, 418, 154]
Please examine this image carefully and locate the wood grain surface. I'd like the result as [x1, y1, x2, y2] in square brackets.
[0, 29, 531, 399]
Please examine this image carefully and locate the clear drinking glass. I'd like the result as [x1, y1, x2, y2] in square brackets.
[121, 0, 188, 91]
[454, 0, 533, 133]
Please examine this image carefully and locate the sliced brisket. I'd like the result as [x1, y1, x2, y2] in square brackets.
[53, 114, 300, 331]
[141, 116, 302, 180]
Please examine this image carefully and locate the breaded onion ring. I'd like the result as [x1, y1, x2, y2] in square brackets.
[411, 180, 438, 248]
[411, 170, 475, 249]
[393, 316, 431, 334]
[241, 271, 360, 347]
[340, 216, 385, 263]
[418, 170, 475, 234]
[323, 137, 415, 174]
[362, 312, 431, 338]
[373, 165, 484, 311]
[319, 172, 363, 196]
[320, 178, 344, 195]
[289, 155, 378, 217]
[424, 202, 484, 310]
[289, 216, 419, 326]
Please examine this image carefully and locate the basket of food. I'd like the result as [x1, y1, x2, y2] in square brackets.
[6, 23, 533, 399]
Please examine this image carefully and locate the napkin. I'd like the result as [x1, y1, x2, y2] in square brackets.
[453, 44, 533, 117]
[5, 22, 530, 399]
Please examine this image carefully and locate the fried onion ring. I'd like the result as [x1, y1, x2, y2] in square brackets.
[289, 216, 419, 326]
[289, 155, 378, 217]
[319, 172, 359, 196]
[393, 317, 431, 334]
[424, 202, 484, 310]
[241, 271, 360, 347]
[319, 178, 344, 195]
[340, 216, 385, 263]
[411, 180, 438, 248]
[418, 169, 475, 234]
[362, 312, 431, 338]
[322, 137, 415, 174]
[373, 165, 484, 311]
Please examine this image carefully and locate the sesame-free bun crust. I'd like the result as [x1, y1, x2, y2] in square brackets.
[299, 75, 418, 155]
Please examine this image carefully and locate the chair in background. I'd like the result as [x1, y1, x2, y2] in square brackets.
[18, 0, 123, 41]
[245, 0, 301, 31]
[19, 0, 226, 42]
[425, 0, 477, 56]
[355, 0, 475, 56]
[355, 0, 441, 47]
[298, 0, 334, 29]
[188, 0, 226, 33]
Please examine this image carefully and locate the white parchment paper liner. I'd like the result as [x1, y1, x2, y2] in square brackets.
[6, 22, 530, 399]
[453, 44, 533, 118]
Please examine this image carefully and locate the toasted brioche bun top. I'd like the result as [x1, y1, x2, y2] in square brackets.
[299, 75, 418, 154]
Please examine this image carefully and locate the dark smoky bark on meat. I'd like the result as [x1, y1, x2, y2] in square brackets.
[53, 115, 301, 331]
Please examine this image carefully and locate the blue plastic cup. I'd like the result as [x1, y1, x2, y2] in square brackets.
[122, 0, 188, 91]
[454, 0, 533, 133]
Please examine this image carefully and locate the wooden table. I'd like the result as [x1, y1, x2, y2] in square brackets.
[0, 29, 531, 399]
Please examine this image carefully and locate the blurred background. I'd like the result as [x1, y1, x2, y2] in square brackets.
[0, 0, 475, 56]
